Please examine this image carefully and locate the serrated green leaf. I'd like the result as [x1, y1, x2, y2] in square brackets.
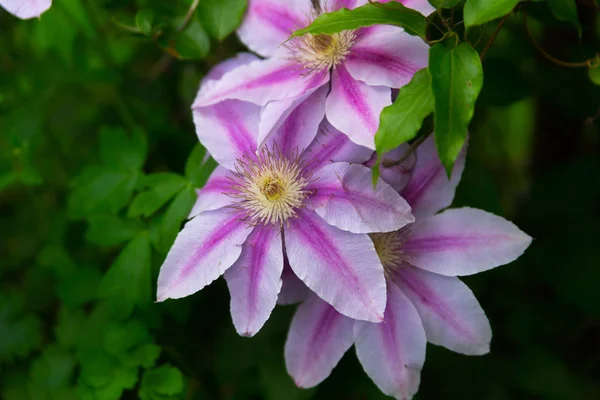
[463, 0, 519, 27]
[292, 2, 428, 40]
[198, 0, 248, 41]
[129, 173, 187, 218]
[429, 43, 483, 175]
[99, 234, 152, 310]
[139, 365, 185, 400]
[547, 0, 581, 37]
[158, 187, 196, 254]
[78, 351, 138, 400]
[99, 126, 147, 171]
[104, 320, 160, 368]
[375, 68, 434, 155]
[86, 215, 143, 246]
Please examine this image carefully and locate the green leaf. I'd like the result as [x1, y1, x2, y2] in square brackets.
[0, 294, 42, 362]
[129, 173, 187, 218]
[428, 0, 464, 8]
[292, 2, 428, 40]
[185, 144, 209, 187]
[198, 0, 248, 41]
[29, 346, 76, 396]
[99, 127, 147, 171]
[463, 0, 518, 27]
[104, 320, 160, 368]
[429, 43, 483, 175]
[86, 215, 143, 246]
[139, 365, 185, 400]
[135, 10, 154, 36]
[55, 307, 87, 349]
[56, 266, 102, 307]
[589, 66, 600, 86]
[168, 17, 211, 60]
[68, 166, 138, 219]
[99, 234, 152, 310]
[78, 351, 138, 400]
[158, 187, 196, 254]
[547, 0, 581, 37]
[375, 68, 434, 155]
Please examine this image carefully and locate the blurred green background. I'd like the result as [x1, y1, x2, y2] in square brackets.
[1, 0, 599, 399]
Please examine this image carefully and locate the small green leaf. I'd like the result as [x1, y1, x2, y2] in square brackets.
[86, 215, 143, 246]
[198, 0, 248, 41]
[104, 320, 160, 369]
[29, 346, 75, 395]
[158, 187, 196, 254]
[463, 0, 519, 27]
[185, 144, 216, 187]
[78, 350, 138, 400]
[129, 173, 187, 218]
[589, 66, 600, 86]
[292, 2, 428, 40]
[428, 0, 464, 8]
[56, 266, 102, 307]
[547, 0, 581, 37]
[167, 17, 211, 60]
[429, 43, 483, 175]
[135, 10, 154, 36]
[99, 127, 147, 171]
[0, 294, 42, 362]
[99, 234, 152, 310]
[139, 365, 185, 400]
[375, 68, 434, 155]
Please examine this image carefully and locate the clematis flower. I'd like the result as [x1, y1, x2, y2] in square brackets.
[157, 57, 415, 337]
[191, 0, 434, 150]
[0, 0, 51, 19]
[284, 135, 532, 399]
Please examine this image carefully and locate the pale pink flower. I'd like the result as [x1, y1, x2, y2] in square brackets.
[284, 136, 532, 399]
[1, 0, 51, 19]
[157, 56, 415, 336]
[192, 0, 434, 150]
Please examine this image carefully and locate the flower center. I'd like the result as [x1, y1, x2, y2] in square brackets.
[289, 30, 356, 72]
[228, 148, 311, 226]
[369, 227, 412, 280]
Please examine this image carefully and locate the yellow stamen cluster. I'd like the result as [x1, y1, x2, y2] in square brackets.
[370, 228, 412, 280]
[228, 147, 311, 226]
[289, 30, 356, 72]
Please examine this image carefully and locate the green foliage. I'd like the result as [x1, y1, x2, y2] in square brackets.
[429, 0, 464, 8]
[430, 42, 483, 175]
[139, 365, 185, 400]
[546, 0, 581, 37]
[463, 0, 519, 27]
[199, 0, 248, 41]
[292, 2, 428, 40]
[0, 295, 42, 363]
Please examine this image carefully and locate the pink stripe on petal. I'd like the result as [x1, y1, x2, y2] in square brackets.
[396, 266, 491, 355]
[1, 0, 52, 19]
[157, 209, 253, 301]
[284, 209, 387, 322]
[189, 166, 233, 218]
[405, 207, 532, 276]
[285, 293, 355, 388]
[307, 162, 414, 233]
[192, 100, 260, 170]
[326, 65, 391, 149]
[224, 225, 284, 337]
[301, 120, 372, 171]
[355, 284, 426, 400]
[400, 135, 466, 220]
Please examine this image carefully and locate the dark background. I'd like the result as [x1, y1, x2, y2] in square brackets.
[1, 0, 599, 399]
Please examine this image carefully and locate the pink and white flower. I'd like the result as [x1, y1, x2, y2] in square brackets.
[192, 0, 434, 150]
[1, 0, 51, 19]
[157, 60, 416, 337]
[284, 136, 532, 399]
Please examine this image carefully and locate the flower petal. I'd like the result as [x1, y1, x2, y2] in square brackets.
[285, 293, 355, 388]
[326, 64, 392, 149]
[224, 225, 284, 337]
[261, 85, 328, 154]
[237, 0, 311, 57]
[189, 166, 233, 218]
[277, 258, 309, 305]
[395, 266, 492, 355]
[157, 208, 253, 301]
[1, 0, 52, 19]
[326, 0, 364, 11]
[365, 143, 415, 191]
[355, 283, 426, 400]
[379, 0, 435, 15]
[193, 58, 329, 108]
[203, 52, 260, 83]
[400, 134, 466, 220]
[191, 100, 259, 170]
[404, 207, 533, 276]
[301, 120, 372, 172]
[346, 29, 428, 88]
[307, 162, 414, 233]
[285, 209, 387, 322]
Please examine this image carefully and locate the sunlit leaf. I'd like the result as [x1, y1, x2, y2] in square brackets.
[463, 0, 519, 27]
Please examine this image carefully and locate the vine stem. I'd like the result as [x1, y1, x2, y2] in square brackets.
[179, 0, 201, 33]
[480, 12, 511, 61]
[381, 132, 431, 168]
[523, 10, 600, 68]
